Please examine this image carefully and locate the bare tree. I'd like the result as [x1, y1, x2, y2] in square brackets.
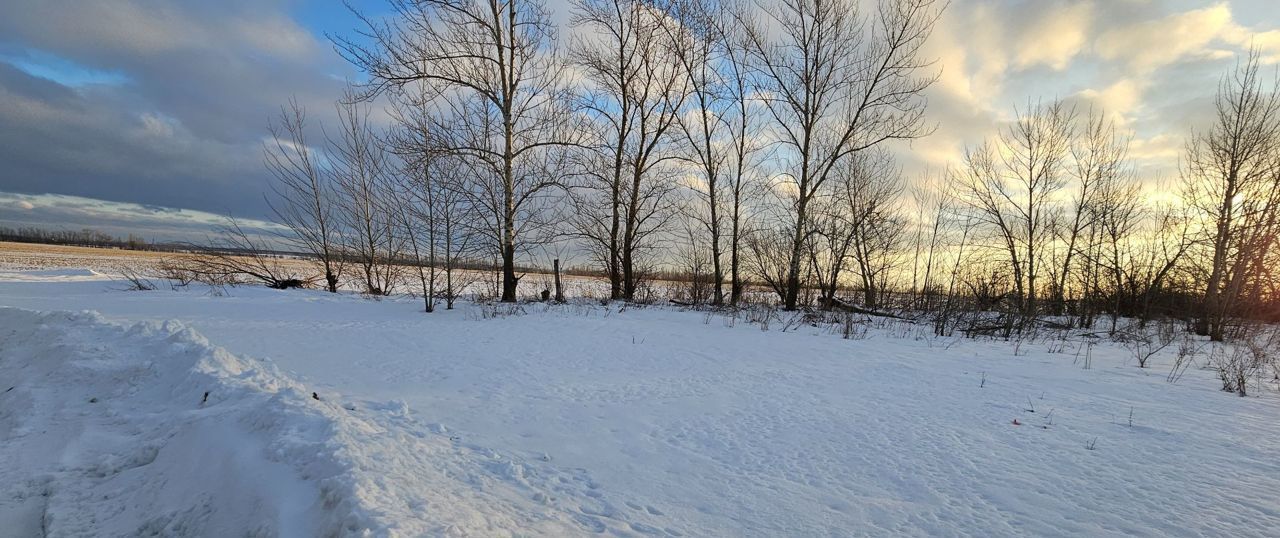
[907, 179, 949, 312]
[674, 208, 715, 304]
[662, 0, 736, 305]
[806, 195, 854, 309]
[329, 94, 402, 296]
[1183, 50, 1280, 341]
[803, 149, 901, 310]
[722, 11, 766, 306]
[568, 0, 640, 299]
[393, 153, 480, 311]
[264, 99, 346, 292]
[950, 100, 1075, 323]
[338, 0, 577, 302]
[570, 0, 687, 301]
[393, 171, 439, 311]
[388, 89, 483, 310]
[1128, 201, 1195, 325]
[741, 0, 943, 310]
[1051, 110, 1129, 313]
[746, 222, 794, 302]
[432, 157, 482, 309]
[1080, 163, 1141, 330]
[842, 151, 905, 310]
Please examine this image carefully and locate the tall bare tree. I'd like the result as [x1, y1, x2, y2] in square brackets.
[842, 151, 905, 310]
[569, 0, 638, 299]
[263, 98, 345, 292]
[907, 180, 949, 312]
[386, 91, 481, 311]
[570, 0, 686, 301]
[741, 0, 943, 310]
[804, 149, 901, 309]
[951, 100, 1075, 322]
[339, 0, 576, 302]
[1183, 50, 1280, 340]
[1051, 110, 1129, 312]
[722, 8, 765, 305]
[329, 94, 402, 295]
[662, 0, 734, 304]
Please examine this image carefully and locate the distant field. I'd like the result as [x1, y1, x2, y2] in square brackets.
[0, 241, 642, 300]
[0, 240, 779, 302]
[0, 241, 327, 279]
[0, 241, 179, 273]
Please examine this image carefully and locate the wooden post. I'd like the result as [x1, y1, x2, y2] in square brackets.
[554, 259, 565, 303]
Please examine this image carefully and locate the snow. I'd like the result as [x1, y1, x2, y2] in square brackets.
[2, 268, 1280, 536]
[0, 267, 110, 282]
[0, 307, 596, 536]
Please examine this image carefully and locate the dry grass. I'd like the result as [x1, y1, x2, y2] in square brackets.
[0, 241, 777, 303]
[0, 241, 316, 278]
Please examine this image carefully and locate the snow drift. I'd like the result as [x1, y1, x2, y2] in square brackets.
[0, 307, 596, 537]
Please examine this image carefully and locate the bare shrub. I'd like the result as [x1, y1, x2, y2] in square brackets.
[744, 305, 775, 331]
[116, 265, 156, 291]
[838, 312, 869, 340]
[1211, 326, 1278, 396]
[171, 219, 309, 289]
[1167, 334, 1202, 383]
[469, 303, 528, 320]
[155, 260, 196, 290]
[1120, 319, 1177, 368]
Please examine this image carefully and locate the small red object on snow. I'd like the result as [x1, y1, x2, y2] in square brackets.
[1012, 419, 1021, 426]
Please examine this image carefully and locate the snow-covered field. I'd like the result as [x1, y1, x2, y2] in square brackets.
[2, 265, 1279, 537]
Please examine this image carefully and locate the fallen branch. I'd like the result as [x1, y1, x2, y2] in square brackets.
[828, 298, 910, 320]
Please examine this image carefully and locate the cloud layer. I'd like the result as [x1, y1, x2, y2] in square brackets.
[0, 0, 352, 233]
[0, 0, 1277, 235]
[907, 0, 1280, 186]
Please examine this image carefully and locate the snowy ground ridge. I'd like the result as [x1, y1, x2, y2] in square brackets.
[0, 307, 653, 537]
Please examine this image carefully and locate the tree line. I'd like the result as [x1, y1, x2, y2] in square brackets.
[252, 0, 1278, 341]
[0, 226, 186, 252]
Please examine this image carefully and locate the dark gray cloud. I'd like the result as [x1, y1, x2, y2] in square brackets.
[0, 0, 354, 223]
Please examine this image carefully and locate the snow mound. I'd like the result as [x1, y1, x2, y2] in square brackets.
[0, 307, 624, 537]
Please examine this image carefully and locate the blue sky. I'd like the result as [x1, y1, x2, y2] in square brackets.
[1, 0, 1278, 242]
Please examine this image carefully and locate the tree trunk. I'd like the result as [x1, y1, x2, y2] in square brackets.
[710, 203, 724, 306]
[783, 197, 808, 311]
[502, 242, 518, 302]
[622, 236, 636, 300]
[730, 200, 743, 305]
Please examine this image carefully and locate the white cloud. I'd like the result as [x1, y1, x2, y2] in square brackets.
[1095, 4, 1236, 73]
[1012, 2, 1094, 71]
[1246, 30, 1280, 63]
[1073, 78, 1145, 126]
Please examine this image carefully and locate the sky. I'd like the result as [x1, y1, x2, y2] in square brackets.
[0, 0, 1278, 242]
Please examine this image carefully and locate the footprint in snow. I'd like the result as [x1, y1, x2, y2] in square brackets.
[573, 514, 607, 533]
